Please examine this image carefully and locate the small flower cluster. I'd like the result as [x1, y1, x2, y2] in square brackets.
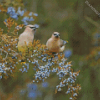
[0, 4, 38, 26]
[0, 63, 11, 79]
[4, 17, 24, 33]
[19, 63, 29, 73]
[55, 61, 81, 99]
[6, 6, 38, 25]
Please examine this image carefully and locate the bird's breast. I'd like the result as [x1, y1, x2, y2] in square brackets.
[48, 40, 60, 52]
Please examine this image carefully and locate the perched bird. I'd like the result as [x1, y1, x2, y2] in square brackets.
[18, 24, 38, 53]
[46, 32, 67, 53]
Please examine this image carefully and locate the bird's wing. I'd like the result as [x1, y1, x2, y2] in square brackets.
[46, 38, 51, 46]
[18, 33, 24, 41]
[18, 33, 32, 44]
[60, 39, 67, 47]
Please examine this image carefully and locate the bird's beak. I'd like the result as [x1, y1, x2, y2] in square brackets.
[34, 24, 39, 29]
[55, 34, 60, 38]
[36, 27, 38, 29]
[34, 27, 39, 31]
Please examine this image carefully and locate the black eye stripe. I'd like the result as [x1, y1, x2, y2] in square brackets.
[30, 27, 36, 29]
[53, 34, 60, 36]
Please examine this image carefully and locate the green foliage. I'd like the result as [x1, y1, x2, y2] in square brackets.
[56, 0, 78, 9]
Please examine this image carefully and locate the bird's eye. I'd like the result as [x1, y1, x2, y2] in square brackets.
[54, 34, 56, 35]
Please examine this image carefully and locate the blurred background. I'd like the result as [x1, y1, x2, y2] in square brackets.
[0, 0, 100, 100]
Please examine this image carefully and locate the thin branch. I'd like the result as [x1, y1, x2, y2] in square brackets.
[84, 16, 100, 28]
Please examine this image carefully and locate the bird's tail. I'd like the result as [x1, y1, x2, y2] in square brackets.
[59, 45, 65, 52]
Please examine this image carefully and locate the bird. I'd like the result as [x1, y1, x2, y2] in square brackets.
[46, 32, 67, 53]
[18, 24, 38, 53]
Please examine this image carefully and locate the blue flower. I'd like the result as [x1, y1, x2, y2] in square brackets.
[27, 83, 38, 99]
[33, 13, 38, 16]
[23, 21, 28, 25]
[29, 17, 34, 21]
[27, 83, 37, 91]
[29, 12, 33, 16]
[32, 62, 35, 64]
[28, 92, 37, 98]
[11, 15, 18, 20]
[42, 57, 47, 62]
[69, 97, 73, 99]
[64, 49, 72, 58]
[10, 12, 18, 20]
[12, 56, 16, 59]
[0, 76, 2, 79]
[17, 7, 24, 16]
[22, 17, 29, 22]
[7, 7, 15, 14]
[42, 82, 48, 88]
[73, 93, 77, 96]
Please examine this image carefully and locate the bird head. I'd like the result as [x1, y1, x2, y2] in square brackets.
[25, 24, 38, 33]
[52, 32, 60, 39]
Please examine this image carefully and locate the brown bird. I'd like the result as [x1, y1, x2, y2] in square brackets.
[18, 24, 38, 53]
[46, 32, 67, 53]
